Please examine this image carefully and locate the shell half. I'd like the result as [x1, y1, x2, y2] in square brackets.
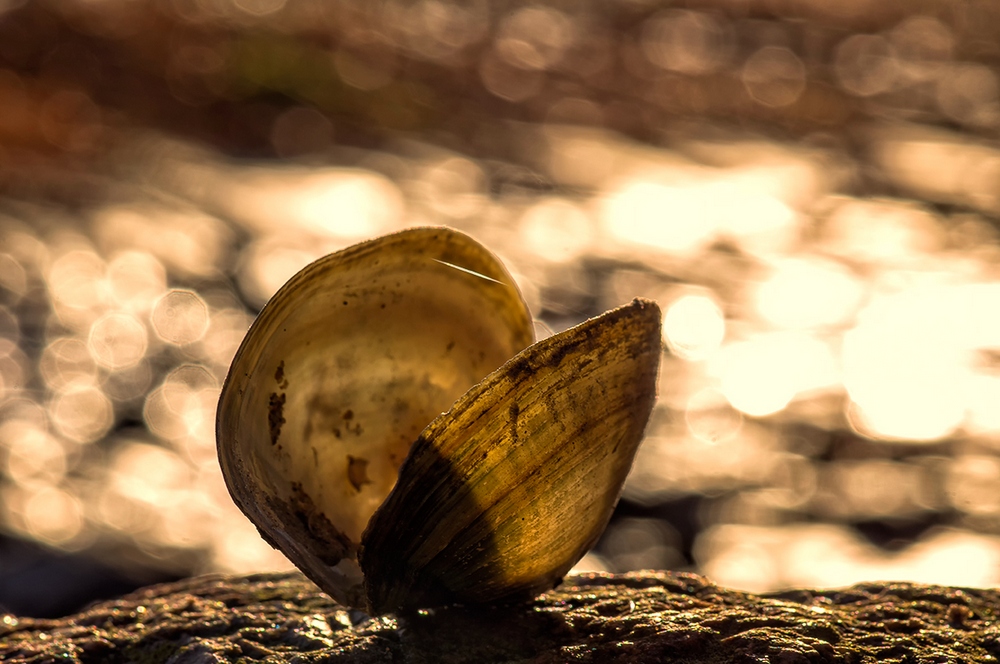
[217, 227, 534, 609]
[359, 298, 662, 614]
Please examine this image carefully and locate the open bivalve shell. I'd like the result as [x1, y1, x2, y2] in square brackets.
[217, 227, 662, 615]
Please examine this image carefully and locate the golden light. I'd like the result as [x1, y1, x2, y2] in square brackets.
[708, 182, 798, 257]
[104, 361, 153, 404]
[755, 257, 864, 329]
[624, 428, 776, 505]
[290, 172, 402, 239]
[685, 388, 742, 444]
[106, 251, 167, 313]
[823, 197, 944, 263]
[695, 524, 780, 593]
[96, 463, 149, 535]
[899, 529, 1000, 587]
[0, 305, 18, 343]
[151, 290, 210, 346]
[3, 5, 1000, 602]
[601, 166, 801, 259]
[945, 455, 1000, 515]
[238, 239, 324, 306]
[875, 134, 1000, 214]
[714, 332, 839, 418]
[50, 385, 114, 444]
[47, 249, 106, 326]
[23, 487, 85, 547]
[600, 517, 683, 572]
[966, 375, 1000, 435]
[697, 524, 1000, 591]
[831, 460, 920, 518]
[2, 422, 66, 489]
[99, 440, 220, 553]
[842, 286, 975, 441]
[109, 441, 190, 506]
[0, 400, 47, 430]
[0, 338, 27, 402]
[87, 312, 148, 370]
[93, 204, 231, 280]
[223, 168, 404, 240]
[570, 552, 610, 574]
[417, 157, 487, 220]
[197, 308, 254, 374]
[143, 365, 218, 449]
[662, 294, 726, 360]
[847, 392, 965, 443]
[0, 253, 27, 300]
[211, 512, 296, 574]
[601, 177, 717, 256]
[520, 197, 594, 263]
[716, 338, 794, 417]
[543, 125, 627, 189]
[162, 490, 221, 548]
[4, 231, 49, 282]
[953, 282, 1000, 349]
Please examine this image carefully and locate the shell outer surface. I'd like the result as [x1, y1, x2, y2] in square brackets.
[216, 227, 534, 609]
[359, 298, 662, 615]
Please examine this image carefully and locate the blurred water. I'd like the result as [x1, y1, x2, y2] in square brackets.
[3, 0, 1000, 617]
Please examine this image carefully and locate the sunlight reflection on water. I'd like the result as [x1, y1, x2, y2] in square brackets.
[5, 129, 1000, 593]
[4, 0, 1000, 605]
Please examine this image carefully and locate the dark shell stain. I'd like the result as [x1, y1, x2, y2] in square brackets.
[287, 482, 355, 564]
[268, 392, 286, 446]
[275, 361, 289, 390]
[304, 394, 363, 442]
[347, 455, 372, 492]
[508, 403, 519, 446]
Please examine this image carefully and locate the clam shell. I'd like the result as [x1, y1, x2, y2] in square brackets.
[217, 228, 534, 609]
[217, 226, 662, 615]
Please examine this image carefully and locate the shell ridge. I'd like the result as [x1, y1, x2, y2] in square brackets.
[433, 304, 659, 585]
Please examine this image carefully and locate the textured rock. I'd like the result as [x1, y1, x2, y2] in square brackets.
[3, 572, 1000, 663]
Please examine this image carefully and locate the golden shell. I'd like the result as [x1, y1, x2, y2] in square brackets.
[216, 227, 661, 615]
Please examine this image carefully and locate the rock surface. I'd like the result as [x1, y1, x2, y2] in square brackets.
[2, 571, 999, 663]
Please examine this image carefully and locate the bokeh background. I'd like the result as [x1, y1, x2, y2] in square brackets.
[3, 0, 1000, 617]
